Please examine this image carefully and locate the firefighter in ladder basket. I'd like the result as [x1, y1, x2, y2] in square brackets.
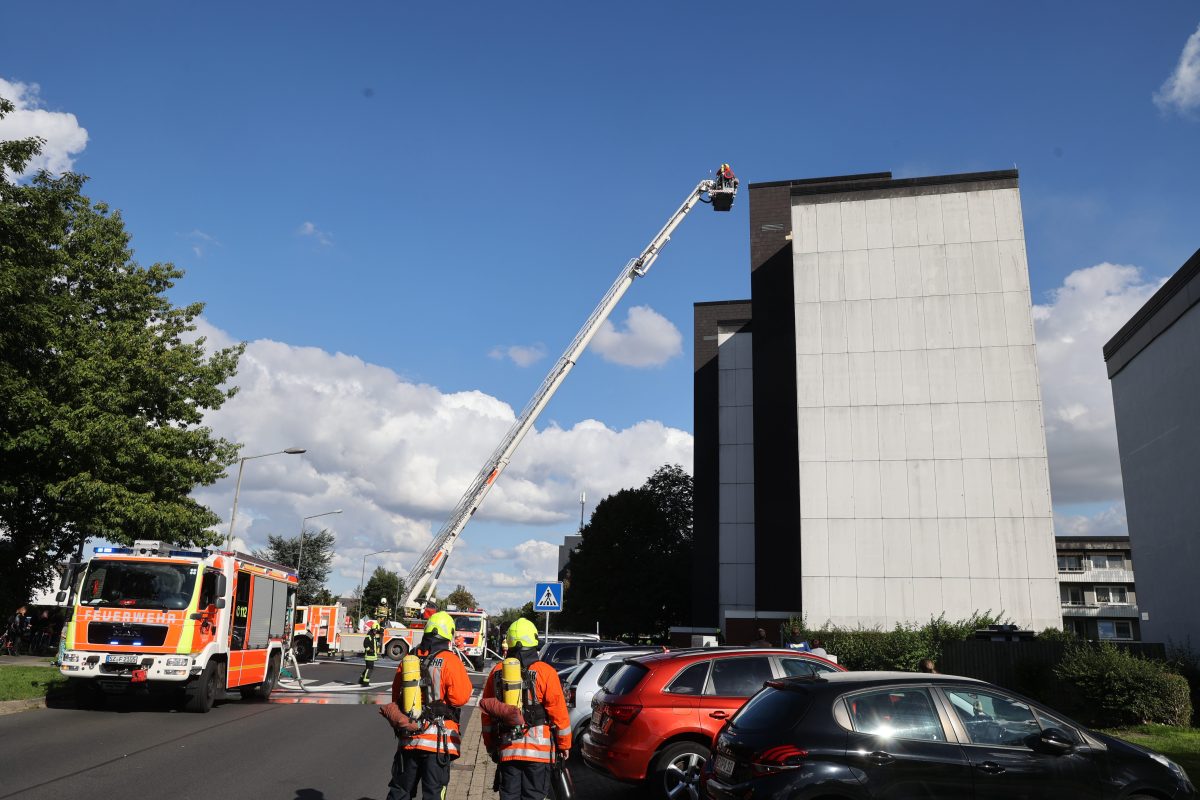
[480, 618, 573, 800]
[379, 611, 472, 800]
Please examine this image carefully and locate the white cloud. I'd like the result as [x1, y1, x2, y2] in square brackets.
[0, 77, 88, 177]
[1055, 504, 1128, 538]
[1033, 263, 1163, 506]
[297, 221, 333, 246]
[183, 229, 220, 258]
[1154, 23, 1200, 115]
[489, 343, 546, 368]
[590, 305, 683, 367]
[189, 317, 692, 609]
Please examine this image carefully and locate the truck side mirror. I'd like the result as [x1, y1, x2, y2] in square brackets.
[215, 573, 227, 597]
[56, 591, 67, 604]
[215, 598, 227, 609]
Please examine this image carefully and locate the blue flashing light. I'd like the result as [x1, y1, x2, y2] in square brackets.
[93, 546, 133, 555]
[132, 641, 142, 646]
[169, 549, 209, 559]
[109, 641, 119, 645]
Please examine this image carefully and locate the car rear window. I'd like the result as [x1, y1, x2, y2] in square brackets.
[568, 662, 592, 687]
[604, 663, 650, 697]
[731, 686, 813, 732]
[597, 662, 623, 687]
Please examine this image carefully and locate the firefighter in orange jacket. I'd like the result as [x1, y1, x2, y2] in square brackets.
[385, 612, 472, 800]
[480, 618, 572, 800]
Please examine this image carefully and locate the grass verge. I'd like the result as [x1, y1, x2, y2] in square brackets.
[0, 664, 66, 702]
[1104, 725, 1200, 778]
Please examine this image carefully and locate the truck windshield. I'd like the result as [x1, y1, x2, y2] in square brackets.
[80, 560, 198, 611]
[451, 615, 483, 633]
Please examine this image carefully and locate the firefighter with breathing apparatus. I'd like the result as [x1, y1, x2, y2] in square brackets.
[378, 611, 472, 800]
[361, 620, 383, 686]
[480, 618, 572, 800]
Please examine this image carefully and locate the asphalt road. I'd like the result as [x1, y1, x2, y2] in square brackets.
[0, 658, 646, 800]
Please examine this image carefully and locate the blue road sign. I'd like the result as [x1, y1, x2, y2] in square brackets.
[534, 581, 563, 612]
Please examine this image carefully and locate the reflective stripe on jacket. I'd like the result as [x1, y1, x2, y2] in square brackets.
[390, 648, 472, 757]
[480, 660, 572, 763]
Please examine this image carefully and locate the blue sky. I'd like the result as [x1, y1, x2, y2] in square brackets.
[4, 2, 1199, 610]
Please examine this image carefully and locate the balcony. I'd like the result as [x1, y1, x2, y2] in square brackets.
[1060, 603, 1140, 618]
[1057, 568, 1135, 584]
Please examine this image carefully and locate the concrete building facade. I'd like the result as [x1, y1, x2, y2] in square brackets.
[1104, 247, 1200, 646]
[695, 170, 1062, 643]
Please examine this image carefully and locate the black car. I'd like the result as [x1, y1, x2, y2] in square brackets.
[703, 671, 1197, 800]
[539, 639, 626, 670]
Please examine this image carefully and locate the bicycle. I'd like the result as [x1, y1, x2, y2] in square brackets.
[0, 630, 20, 657]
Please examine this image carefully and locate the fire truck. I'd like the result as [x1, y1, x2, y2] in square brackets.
[291, 604, 351, 662]
[366, 607, 488, 670]
[59, 540, 297, 713]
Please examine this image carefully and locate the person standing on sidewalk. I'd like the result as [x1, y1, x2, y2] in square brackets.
[384, 611, 472, 800]
[480, 618, 572, 800]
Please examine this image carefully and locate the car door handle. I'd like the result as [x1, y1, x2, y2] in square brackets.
[977, 761, 1006, 775]
[709, 710, 729, 719]
[868, 751, 894, 765]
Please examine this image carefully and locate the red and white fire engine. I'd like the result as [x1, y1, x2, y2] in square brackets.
[59, 540, 297, 712]
[291, 603, 351, 662]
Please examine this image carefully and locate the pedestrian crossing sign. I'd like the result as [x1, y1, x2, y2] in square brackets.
[534, 581, 563, 612]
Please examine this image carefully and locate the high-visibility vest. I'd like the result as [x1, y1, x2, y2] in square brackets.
[480, 660, 572, 763]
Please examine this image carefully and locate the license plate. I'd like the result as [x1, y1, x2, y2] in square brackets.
[714, 754, 735, 778]
[107, 654, 138, 664]
[590, 709, 603, 729]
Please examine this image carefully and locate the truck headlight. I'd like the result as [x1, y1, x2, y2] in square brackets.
[165, 657, 191, 666]
[62, 652, 80, 663]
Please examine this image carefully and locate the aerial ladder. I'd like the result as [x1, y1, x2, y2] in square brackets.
[399, 165, 739, 612]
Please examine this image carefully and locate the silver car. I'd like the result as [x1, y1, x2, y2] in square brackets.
[564, 648, 662, 744]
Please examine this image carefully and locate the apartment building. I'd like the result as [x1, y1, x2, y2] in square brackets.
[1056, 536, 1139, 641]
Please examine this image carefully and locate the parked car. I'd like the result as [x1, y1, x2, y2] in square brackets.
[581, 647, 844, 797]
[702, 670, 1198, 800]
[564, 648, 663, 744]
[540, 639, 626, 670]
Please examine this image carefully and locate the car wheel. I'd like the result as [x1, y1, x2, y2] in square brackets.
[386, 640, 407, 660]
[653, 741, 709, 800]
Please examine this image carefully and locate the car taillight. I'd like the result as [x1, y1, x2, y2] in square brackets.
[750, 744, 808, 775]
[567, 687, 577, 707]
[607, 703, 641, 724]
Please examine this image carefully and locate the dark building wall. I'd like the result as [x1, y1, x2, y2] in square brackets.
[747, 183, 803, 613]
[693, 300, 751, 627]
[1106, 248, 1200, 645]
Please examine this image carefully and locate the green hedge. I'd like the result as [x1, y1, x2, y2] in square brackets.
[1054, 642, 1192, 727]
[780, 612, 1006, 672]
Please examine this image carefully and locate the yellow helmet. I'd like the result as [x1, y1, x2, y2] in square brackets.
[424, 611, 455, 640]
[506, 617, 539, 649]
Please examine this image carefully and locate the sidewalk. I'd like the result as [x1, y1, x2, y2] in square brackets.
[447, 724, 497, 800]
[0, 655, 56, 667]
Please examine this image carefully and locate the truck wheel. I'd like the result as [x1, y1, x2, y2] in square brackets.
[293, 637, 313, 663]
[386, 640, 407, 660]
[241, 653, 281, 700]
[470, 655, 484, 672]
[185, 661, 222, 713]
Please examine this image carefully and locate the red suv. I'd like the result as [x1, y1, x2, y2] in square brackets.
[581, 648, 844, 797]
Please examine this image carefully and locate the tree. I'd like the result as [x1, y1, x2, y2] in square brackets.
[445, 584, 478, 610]
[362, 566, 404, 618]
[561, 464, 692, 639]
[254, 528, 335, 605]
[0, 100, 244, 614]
[492, 603, 538, 636]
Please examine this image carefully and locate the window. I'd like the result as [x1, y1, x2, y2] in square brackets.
[1061, 586, 1084, 606]
[604, 664, 649, 696]
[1091, 554, 1125, 570]
[1033, 708, 1083, 744]
[665, 661, 710, 695]
[731, 686, 813, 732]
[81, 561, 198, 610]
[1095, 586, 1128, 605]
[780, 657, 841, 678]
[596, 662, 624, 688]
[1098, 620, 1133, 640]
[1057, 555, 1083, 572]
[230, 573, 251, 651]
[198, 570, 219, 609]
[845, 688, 946, 742]
[706, 657, 774, 697]
[1064, 619, 1088, 638]
[944, 688, 1041, 747]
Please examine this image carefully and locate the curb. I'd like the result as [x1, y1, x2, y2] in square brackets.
[0, 697, 47, 716]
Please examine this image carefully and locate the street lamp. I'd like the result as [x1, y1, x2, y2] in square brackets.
[226, 447, 307, 549]
[296, 509, 343, 591]
[358, 549, 394, 623]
